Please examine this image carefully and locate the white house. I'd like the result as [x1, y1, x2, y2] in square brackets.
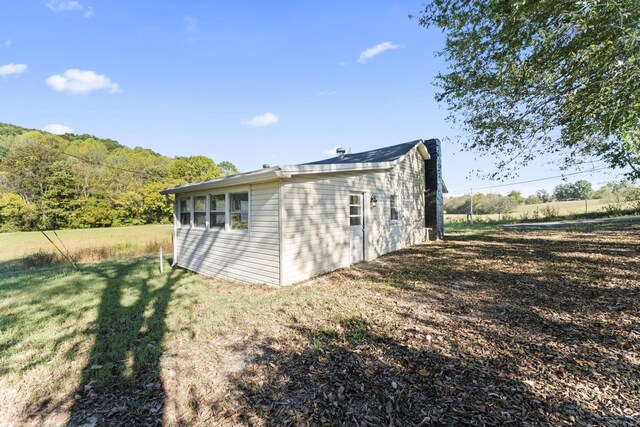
[160, 139, 444, 286]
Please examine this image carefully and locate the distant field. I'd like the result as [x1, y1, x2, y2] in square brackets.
[445, 198, 628, 223]
[0, 224, 172, 262]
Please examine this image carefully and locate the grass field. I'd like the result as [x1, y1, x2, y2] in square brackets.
[1, 222, 638, 425]
[0, 225, 172, 272]
[445, 198, 635, 223]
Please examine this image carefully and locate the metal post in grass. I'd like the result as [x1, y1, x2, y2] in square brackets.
[469, 188, 474, 225]
[41, 231, 79, 271]
[159, 245, 164, 274]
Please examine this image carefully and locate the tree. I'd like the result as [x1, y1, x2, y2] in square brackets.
[0, 137, 64, 203]
[0, 145, 9, 163]
[42, 160, 81, 229]
[0, 123, 238, 231]
[595, 181, 640, 202]
[507, 190, 523, 205]
[554, 180, 595, 200]
[572, 180, 595, 200]
[168, 156, 221, 183]
[535, 189, 553, 203]
[416, 1, 640, 178]
[524, 195, 542, 205]
[0, 192, 37, 231]
[139, 182, 174, 224]
[444, 192, 518, 214]
[553, 183, 574, 201]
[218, 160, 240, 177]
[475, 193, 518, 214]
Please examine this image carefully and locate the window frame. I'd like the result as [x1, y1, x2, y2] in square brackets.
[229, 191, 250, 232]
[390, 194, 399, 223]
[177, 189, 251, 233]
[178, 196, 191, 228]
[208, 192, 227, 230]
[349, 194, 362, 227]
[193, 195, 207, 229]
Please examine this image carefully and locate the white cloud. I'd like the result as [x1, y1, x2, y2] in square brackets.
[46, 0, 93, 17]
[358, 41, 401, 63]
[318, 90, 337, 96]
[46, 69, 120, 94]
[43, 124, 74, 135]
[243, 112, 279, 127]
[0, 40, 11, 49]
[46, 0, 82, 12]
[0, 63, 27, 76]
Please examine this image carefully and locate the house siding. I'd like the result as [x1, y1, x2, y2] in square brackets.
[281, 147, 427, 285]
[175, 181, 280, 285]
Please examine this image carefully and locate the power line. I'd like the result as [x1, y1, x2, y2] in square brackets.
[447, 165, 612, 195]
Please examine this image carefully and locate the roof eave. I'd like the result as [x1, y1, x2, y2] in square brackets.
[282, 142, 430, 174]
[281, 161, 396, 175]
[160, 168, 289, 195]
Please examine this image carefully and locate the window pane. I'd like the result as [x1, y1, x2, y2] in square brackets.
[231, 213, 248, 230]
[349, 206, 361, 216]
[231, 193, 248, 211]
[194, 212, 206, 227]
[350, 216, 361, 226]
[210, 194, 225, 211]
[349, 195, 360, 205]
[180, 212, 190, 226]
[230, 192, 249, 230]
[180, 198, 190, 213]
[390, 195, 398, 220]
[194, 196, 206, 212]
[211, 213, 225, 227]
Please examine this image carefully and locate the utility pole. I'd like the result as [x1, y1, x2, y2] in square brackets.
[469, 188, 474, 225]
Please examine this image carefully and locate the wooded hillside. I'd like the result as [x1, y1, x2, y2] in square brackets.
[0, 123, 238, 232]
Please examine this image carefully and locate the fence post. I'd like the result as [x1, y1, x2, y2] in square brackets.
[159, 245, 164, 274]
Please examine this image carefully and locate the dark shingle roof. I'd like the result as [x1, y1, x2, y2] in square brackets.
[303, 140, 421, 165]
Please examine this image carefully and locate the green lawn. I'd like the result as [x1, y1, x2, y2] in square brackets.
[1, 223, 638, 425]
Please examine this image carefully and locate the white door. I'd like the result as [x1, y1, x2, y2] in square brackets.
[349, 194, 364, 263]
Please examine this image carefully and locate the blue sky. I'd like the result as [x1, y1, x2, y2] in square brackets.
[0, 1, 623, 196]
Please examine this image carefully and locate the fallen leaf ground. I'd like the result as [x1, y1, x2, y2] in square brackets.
[1, 222, 638, 426]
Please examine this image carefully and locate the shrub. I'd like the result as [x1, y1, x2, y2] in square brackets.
[21, 250, 62, 268]
[540, 206, 559, 219]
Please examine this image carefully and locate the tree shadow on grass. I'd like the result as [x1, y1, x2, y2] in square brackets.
[16, 259, 186, 426]
[201, 224, 638, 425]
[214, 316, 637, 426]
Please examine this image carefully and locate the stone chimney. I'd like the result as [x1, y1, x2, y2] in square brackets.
[424, 138, 444, 240]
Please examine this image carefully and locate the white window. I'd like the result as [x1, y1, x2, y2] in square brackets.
[230, 192, 249, 230]
[193, 196, 206, 227]
[179, 197, 191, 226]
[390, 195, 398, 221]
[349, 195, 362, 226]
[209, 194, 226, 228]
